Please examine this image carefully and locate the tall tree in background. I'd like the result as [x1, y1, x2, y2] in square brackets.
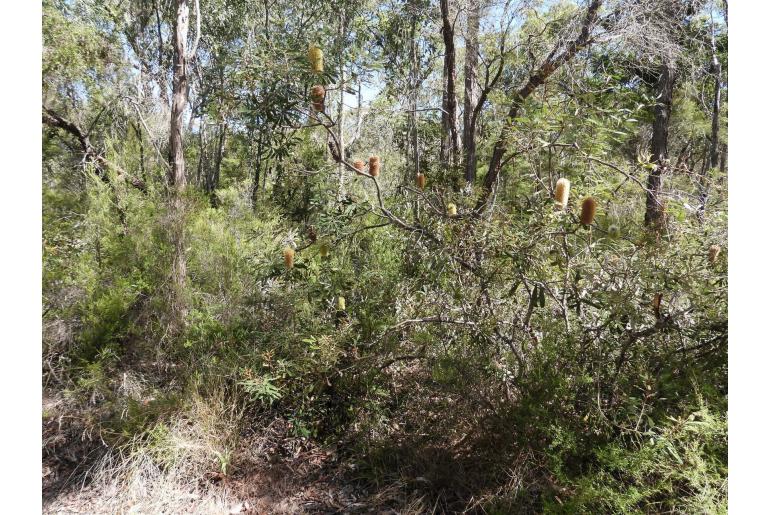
[642, 0, 697, 227]
[462, 0, 480, 183]
[644, 63, 676, 227]
[439, 0, 459, 169]
[337, 10, 348, 202]
[697, 6, 723, 222]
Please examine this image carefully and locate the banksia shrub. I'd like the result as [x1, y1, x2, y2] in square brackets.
[337, 296, 346, 311]
[310, 85, 325, 111]
[369, 156, 380, 177]
[580, 197, 597, 226]
[708, 244, 721, 264]
[283, 246, 295, 269]
[308, 45, 324, 73]
[416, 173, 426, 190]
[447, 203, 458, 217]
[353, 160, 365, 172]
[554, 178, 571, 209]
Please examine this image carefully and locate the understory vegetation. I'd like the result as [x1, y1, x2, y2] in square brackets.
[43, 0, 727, 512]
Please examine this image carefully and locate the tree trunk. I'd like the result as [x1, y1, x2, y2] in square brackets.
[439, 0, 459, 169]
[210, 122, 226, 207]
[154, 0, 171, 107]
[697, 31, 721, 222]
[251, 131, 264, 209]
[168, 0, 190, 325]
[410, 15, 419, 178]
[336, 11, 347, 203]
[462, 0, 480, 183]
[133, 121, 146, 183]
[644, 64, 676, 227]
[196, 120, 206, 187]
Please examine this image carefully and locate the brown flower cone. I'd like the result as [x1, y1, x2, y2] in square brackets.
[580, 197, 597, 226]
[369, 156, 380, 177]
[708, 245, 721, 264]
[283, 247, 295, 269]
[416, 173, 426, 190]
[310, 85, 325, 112]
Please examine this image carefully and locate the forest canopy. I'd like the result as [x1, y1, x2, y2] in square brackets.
[42, 0, 727, 512]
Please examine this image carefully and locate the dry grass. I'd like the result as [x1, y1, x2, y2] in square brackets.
[42, 384, 428, 514]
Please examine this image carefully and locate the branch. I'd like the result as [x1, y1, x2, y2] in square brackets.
[128, 98, 171, 172]
[478, 0, 603, 209]
[307, 108, 480, 274]
[386, 315, 478, 333]
[187, 0, 201, 59]
[43, 106, 146, 192]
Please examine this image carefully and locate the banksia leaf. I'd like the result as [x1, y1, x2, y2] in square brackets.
[308, 45, 323, 73]
[554, 178, 570, 209]
[708, 244, 721, 264]
[369, 156, 380, 177]
[337, 296, 346, 311]
[283, 247, 295, 269]
[416, 173, 426, 190]
[447, 203, 457, 217]
[580, 197, 597, 226]
[353, 160, 365, 172]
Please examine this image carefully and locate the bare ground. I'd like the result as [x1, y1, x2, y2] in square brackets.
[43, 399, 426, 515]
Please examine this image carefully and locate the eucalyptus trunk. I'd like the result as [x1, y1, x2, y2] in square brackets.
[168, 0, 190, 325]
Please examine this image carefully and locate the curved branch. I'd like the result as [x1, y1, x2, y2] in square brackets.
[43, 106, 146, 192]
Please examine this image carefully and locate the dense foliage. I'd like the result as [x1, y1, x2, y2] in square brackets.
[43, 0, 727, 512]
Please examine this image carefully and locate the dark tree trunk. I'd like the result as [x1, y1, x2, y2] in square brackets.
[644, 64, 676, 227]
[209, 123, 226, 207]
[462, 0, 480, 183]
[719, 142, 726, 177]
[439, 0, 459, 169]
